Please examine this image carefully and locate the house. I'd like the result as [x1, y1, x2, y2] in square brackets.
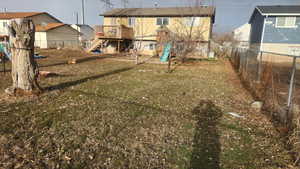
[35, 23, 80, 49]
[233, 23, 251, 48]
[71, 24, 95, 41]
[0, 12, 61, 36]
[0, 12, 79, 49]
[249, 5, 300, 56]
[93, 6, 215, 56]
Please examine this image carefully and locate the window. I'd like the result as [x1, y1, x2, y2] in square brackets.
[156, 17, 169, 26]
[128, 17, 135, 26]
[276, 17, 297, 28]
[149, 43, 156, 50]
[185, 17, 200, 27]
[2, 22, 7, 28]
[111, 18, 117, 25]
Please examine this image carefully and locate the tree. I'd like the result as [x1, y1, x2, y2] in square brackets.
[5, 18, 41, 95]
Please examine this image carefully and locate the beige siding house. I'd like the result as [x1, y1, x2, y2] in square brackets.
[92, 6, 215, 56]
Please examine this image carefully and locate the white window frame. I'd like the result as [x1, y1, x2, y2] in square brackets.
[128, 17, 135, 26]
[275, 17, 297, 28]
[156, 17, 169, 26]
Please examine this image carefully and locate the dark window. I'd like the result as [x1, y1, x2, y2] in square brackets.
[157, 17, 169, 25]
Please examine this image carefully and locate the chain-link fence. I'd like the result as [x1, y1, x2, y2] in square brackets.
[230, 47, 300, 164]
[231, 48, 300, 123]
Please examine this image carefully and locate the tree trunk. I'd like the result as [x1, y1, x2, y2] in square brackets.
[6, 18, 40, 94]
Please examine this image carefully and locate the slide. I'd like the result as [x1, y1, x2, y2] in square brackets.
[160, 43, 172, 62]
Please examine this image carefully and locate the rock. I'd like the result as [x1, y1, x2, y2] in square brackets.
[251, 101, 263, 110]
[5, 87, 15, 96]
[68, 59, 77, 64]
[227, 112, 245, 118]
[39, 71, 58, 78]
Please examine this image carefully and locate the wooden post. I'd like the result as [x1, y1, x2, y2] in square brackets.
[117, 40, 120, 53]
[168, 53, 171, 73]
[2, 53, 5, 74]
[257, 51, 263, 82]
[6, 18, 41, 94]
[135, 49, 138, 65]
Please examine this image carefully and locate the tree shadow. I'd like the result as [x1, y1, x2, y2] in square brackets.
[45, 67, 133, 91]
[190, 100, 222, 169]
[39, 55, 115, 68]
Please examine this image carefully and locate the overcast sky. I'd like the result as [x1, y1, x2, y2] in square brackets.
[1, 0, 299, 32]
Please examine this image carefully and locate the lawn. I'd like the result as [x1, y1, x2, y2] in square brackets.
[0, 50, 294, 168]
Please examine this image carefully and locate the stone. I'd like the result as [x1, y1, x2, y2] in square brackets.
[251, 101, 263, 110]
[68, 59, 77, 64]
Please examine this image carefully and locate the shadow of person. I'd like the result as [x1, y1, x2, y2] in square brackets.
[190, 100, 222, 169]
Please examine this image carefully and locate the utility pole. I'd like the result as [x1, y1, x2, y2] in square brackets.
[76, 12, 80, 42]
[82, 0, 85, 25]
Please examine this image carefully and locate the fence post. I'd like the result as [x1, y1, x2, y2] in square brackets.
[287, 56, 297, 108]
[239, 49, 243, 73]
[245, 49, 249, 77]
[2, 54, 5, 74]
[257, 51, 263, 82]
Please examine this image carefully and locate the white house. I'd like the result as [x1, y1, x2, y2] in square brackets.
[0, 12, 79, 49]
[35, 23, 80, 49]
[233, 23, 251, 48]
[0, 12, 61, 36]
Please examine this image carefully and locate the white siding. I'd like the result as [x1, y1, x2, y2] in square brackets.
[29, 13, 61, 25]
[0, 19, 9, 35]
[0, 13, 60, 37]
[71, 24, 94, 41]
[35, 32, 47, 48]
[46, 25, 79, 48]
[233, 24, 251, 42]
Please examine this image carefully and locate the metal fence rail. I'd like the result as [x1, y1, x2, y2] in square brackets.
[231, 47, 299, 125]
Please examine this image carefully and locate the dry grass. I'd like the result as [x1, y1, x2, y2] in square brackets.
[0, 49, 296, 168]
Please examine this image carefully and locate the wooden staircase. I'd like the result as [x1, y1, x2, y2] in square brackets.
[87, 39, 104, 53]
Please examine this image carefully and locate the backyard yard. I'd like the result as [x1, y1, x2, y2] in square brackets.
[0, 50, 295, 168]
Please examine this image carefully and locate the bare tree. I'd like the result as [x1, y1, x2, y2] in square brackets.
[169, 9, 208, 62]
[5, 18, 41, 95]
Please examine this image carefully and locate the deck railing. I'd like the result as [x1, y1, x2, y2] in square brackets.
[96, 25, 134, 40]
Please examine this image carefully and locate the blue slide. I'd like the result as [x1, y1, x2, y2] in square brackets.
[160, 43, 172, 62]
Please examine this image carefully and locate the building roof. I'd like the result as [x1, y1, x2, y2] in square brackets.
[256, 5, 300, 15]
[249, 5, 300, 23]
[36, 23, 66, 32]
[72, 24, 94, 30]
[0, 12, 45, 19]
[0, 12, 62, 23]
[101, 6, 215, 17]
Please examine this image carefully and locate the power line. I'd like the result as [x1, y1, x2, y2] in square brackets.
[99, 0, 114, 11]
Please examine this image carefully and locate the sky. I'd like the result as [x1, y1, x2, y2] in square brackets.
[1, 0, 299, 32]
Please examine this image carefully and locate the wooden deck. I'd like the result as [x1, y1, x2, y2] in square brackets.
[96, 25, 134, 40]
